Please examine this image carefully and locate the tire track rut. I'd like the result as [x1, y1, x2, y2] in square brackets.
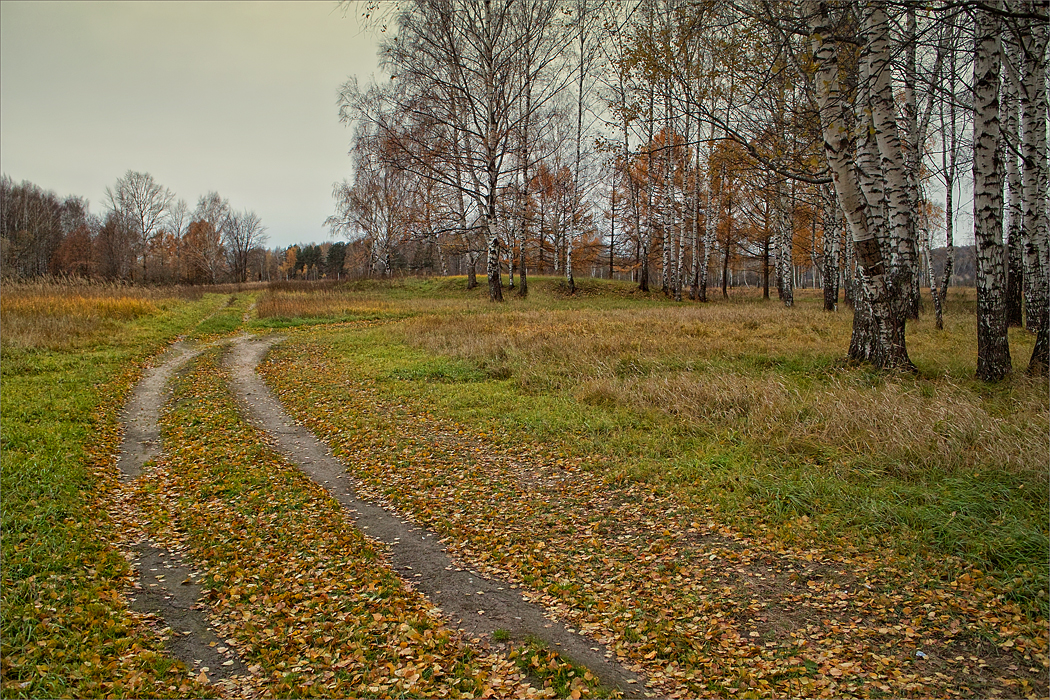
[116, 340, 249, 690]
[227, 333, 646, 694]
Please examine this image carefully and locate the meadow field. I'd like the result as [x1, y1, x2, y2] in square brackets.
[2, 276, 1047, 698]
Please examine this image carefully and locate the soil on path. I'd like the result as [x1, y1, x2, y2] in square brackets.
[116, 341, 198, 483]
[116, 341, 248, 690]
[227, 334, 645, 693]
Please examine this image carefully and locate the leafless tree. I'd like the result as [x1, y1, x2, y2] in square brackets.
[104, 170, 174, 282]
[166, 198, 189, 283]
[328, 130, 418, 276]
[186, 192, 231, 284]
[224, 209, 268, 283]
[342, 0, 572, 301]
[1, 176, 73, 278]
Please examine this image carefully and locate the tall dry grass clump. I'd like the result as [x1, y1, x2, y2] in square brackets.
[254, 278, 484, 321]
[393, 297, 1048, 481]
[1, 280, 159, 350]
[254, 287, 395, 320]
[574, 371, 1046, 479]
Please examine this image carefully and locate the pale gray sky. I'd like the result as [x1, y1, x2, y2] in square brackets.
[0, 1, 384, 247]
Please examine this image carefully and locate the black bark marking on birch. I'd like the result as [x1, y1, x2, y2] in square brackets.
[226, 334, 646, 694]
[853, 239, 884, 279]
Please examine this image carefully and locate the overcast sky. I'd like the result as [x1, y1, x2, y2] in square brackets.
[0, 1, 384, 248]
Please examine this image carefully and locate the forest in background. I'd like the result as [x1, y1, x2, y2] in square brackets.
[0, 170, 977, 288]
[2, 0, 1046, 378]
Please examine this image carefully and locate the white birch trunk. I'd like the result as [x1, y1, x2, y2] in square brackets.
[805, 0, 910, 369]
[482, 0, 503, 302]
[972, 4, 1011, 381]
[690, 106, 701, 300]
[901, 8, 923, 318]
[661, 82, 672, 295]
[437, 237, 448, 277]
[1021, 1, 1048, 373]
[699, 119, 716, 302]
[864, 4, 918, 316]
[1003, 34, 1024, 326]
[676, 103, 688, 302]
[935, 18, 961, 330]
[779, 178, 793, 307]
[487, 234, 503, 301]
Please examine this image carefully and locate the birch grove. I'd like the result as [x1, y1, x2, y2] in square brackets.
[328, 0, 1049, 378]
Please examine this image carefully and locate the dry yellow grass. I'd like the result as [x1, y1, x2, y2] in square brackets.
[573, 370, 1045, 477]
[254, 279, 492, 321]
[1, 282, 161, 350]
[249, 279, 1044, 479]
[253, 288, 398, 320]
[388, 289, 1046, 480]
[0, 279, 265, 349]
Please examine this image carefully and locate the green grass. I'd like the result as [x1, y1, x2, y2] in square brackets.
[188, 292, 258, 339]
[508, 636, 616, 699]
[261, 279, 1048, 615]
[247, 313, 394, 329]
[1, 288, 229, 698]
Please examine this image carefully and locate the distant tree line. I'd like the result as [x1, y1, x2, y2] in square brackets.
[0, 172, 518, 284]
[1, 171, 271, 284]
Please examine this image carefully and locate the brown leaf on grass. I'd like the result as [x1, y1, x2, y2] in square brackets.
[257, 336, 1050, 700]
[127, 348, 539, 699]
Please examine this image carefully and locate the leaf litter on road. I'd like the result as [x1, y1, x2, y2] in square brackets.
[113, 345, 547, 699]
[258, 333, 1049, 699]
[4, 357, 211, 699]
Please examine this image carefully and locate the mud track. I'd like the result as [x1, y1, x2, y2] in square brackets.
[227, 334, 644, 692]
[117, 335, 643, 695]
[117, 341, 248, 689]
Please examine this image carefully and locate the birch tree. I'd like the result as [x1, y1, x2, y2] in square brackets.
[567, 0, 594, 295]
[930, 12, 966, 331]
[972, 4, 1011, 381]
[511, 0, 563, 297]
[1003, 30, 1025, 327]
[328, 135, 418, 277]
[805, 0, 913, 369]
[1019, 0, 1048, 374]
